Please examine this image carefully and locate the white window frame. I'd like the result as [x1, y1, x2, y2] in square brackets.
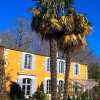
[57, 59, 65, 74]
[58, 79, 64, 93]
[44, 78, 64, 95]
[17, 75, 36, 98]
[44, 77, 51, 95]
[45, 57, 50, 72]
[73, 81, 81, 95]
[73, 63, 80, 76]
[21, 52, 35, 70]
[22, 78, 32, 97]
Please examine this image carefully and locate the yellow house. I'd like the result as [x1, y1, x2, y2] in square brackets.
[0, 46, 88, 98]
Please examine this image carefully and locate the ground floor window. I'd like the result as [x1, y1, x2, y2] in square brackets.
[46, 79, 51, 94]
[22, 78, 32, 96]
[73, 81, 81, 95]
[58, 80, 64, 93]
[18, 75, 36, 98]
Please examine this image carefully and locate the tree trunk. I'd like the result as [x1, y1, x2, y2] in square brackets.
[0, 46, 7, 100]
[63, 50, 71, 100]
[50, 38, 57, 100]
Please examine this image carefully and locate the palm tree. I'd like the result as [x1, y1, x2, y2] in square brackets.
[58, 8, 91, 100]
[31, 1, 74, 100]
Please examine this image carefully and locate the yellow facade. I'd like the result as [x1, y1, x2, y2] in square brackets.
[1, 47, 88, 97]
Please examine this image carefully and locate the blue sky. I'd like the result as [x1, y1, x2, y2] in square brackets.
[0, 0, 100, 56]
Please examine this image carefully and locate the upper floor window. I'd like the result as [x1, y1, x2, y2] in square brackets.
[58, 60, 65, 73]
[45, 57, 50, 72]
[24, 54, 32, 69]
[47, 58, 50, 71]
[73, 63, 80, 75]
[21, 52, 35, 70]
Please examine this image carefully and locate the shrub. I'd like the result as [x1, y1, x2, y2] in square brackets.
[30, 82, 49, 100]
[9, 81, 25, 100]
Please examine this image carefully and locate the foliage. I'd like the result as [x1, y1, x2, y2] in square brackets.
[9, 82, 25, 100]
[30, 82, 49, 100]
[76, 91, 91, 100]
[88, 63, 100, 80]
[31, 0, 75, 40]
[88, 63, 100, 99]
[31, 0, 91, 100]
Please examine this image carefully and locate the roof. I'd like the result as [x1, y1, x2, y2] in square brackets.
[0, 45, 88, 65]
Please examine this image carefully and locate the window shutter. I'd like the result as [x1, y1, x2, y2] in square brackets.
[17, 78, 22, 89]
[32, 54, 35, 70]
[64, 61, 66, 74]
[57, 59, 60, 73]
[21, 52, 25, 69]
[31, 78, 36, 95]
[44, 79, 47, 93]
[77, 64, 80, 74]
[45, 57, 47, 72]
[73, 63, 76, 75]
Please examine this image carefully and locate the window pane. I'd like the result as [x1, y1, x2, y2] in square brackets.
[27, 85, 31, 90]
[59, 80, 64, 92]
[46, 80, 51, 94]
[27, 79, 31, 84]
[22, 78, 32, 96]
[24, 54, 32, 69]
[27, 90, 30, 95]
[75, 64, 79, 75]
[61, 61, 64, 73]
[23, 78, 26, 84]
[22, 85, 25, 95]
[47, 58, 50, 71]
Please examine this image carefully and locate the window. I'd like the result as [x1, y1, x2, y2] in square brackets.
[24, 54, 32, 69]
[58, 80, 64, 93]
[45, 57, 50, 72]
[59, 60, 65, 73]
[73, 81, 81, 95]
[22, 78, 32, 97]
[47, 58, 50, 71]
[73, 63, 80, 75]
[18, 75, 36, 98]
[46, 79, 51, 94]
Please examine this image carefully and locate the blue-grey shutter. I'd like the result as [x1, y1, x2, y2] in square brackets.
[31, 78, 36, 95]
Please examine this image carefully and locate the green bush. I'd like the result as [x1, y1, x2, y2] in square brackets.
[29, 82, 49, 100]
[9, 81, 25, 100]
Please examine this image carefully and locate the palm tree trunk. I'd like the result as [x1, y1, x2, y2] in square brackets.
[50, 38, 57, 100]
[63, 50, 71, 100]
